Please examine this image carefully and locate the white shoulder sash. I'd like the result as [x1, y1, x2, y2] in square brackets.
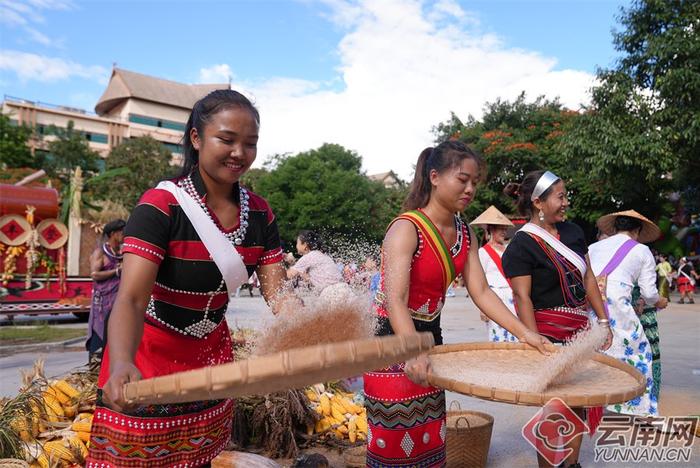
[519, 223, 587, 277]
[156, 181, 249, 296]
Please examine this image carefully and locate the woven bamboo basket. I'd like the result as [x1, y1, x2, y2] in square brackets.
[123, 333, 434, 405]
[211, 450, 280, 467]
[0, 460, 29, 468]
[445, 401, 494, 468]
[428, 342, 645, 408]
[343, 445, 367, 467]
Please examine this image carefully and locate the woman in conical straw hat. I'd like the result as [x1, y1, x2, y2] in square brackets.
[589, 210, 668, 418]
[471, 206, 518, 342]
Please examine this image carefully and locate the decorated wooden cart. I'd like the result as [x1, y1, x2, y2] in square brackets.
[0, 171, 100, 321]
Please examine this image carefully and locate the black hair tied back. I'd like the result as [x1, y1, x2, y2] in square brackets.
[503, 170, 557, 217]
[179, 89, 260, 177]
[403, 140, 483, 211]
[298, 230, 325, 252]
[103, 219, 126, 238]
[614, 216, 643, 233]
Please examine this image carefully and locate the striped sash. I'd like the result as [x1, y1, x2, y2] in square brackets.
[399, 210, 457, 291]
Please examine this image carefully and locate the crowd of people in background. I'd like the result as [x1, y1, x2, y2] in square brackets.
[222, 231, 699, 307]
[655, 253, 698, 304]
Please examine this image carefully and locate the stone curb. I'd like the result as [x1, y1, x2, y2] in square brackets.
[0, 335, 87, 352]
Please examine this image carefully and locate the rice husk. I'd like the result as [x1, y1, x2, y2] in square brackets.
[431, 323, 609, 393]
[253, 283, 377, 355]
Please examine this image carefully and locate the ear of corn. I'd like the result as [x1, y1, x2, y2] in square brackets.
[304, 386, 367, 444]
[356, 414, 368, 433]
[42, 393, 64, 418]
[43, 405, 60, 424]
[76, 431, 91, 443]
[319, 394, 331, 416]
[304, 389, 319, 402]
[71, 420, 93, 433]
[76, 412, 94, 423]
[10, 417, 32, 442]
[35, 453, 49, 468]
[68, 436, 89, 460]
[45, 385, 71, 405]
[44, 439, 77, 463]
[330, 405, 345, 423]
[53, 380, 80, 399]
[63, 403, 77, 418]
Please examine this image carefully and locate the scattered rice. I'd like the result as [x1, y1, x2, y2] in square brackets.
[252, 283, 377, 355]
[431, 323, 609, 393]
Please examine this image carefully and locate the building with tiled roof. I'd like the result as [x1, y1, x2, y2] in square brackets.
[2, 68, 228, 163]
[368, 171, 403, 188]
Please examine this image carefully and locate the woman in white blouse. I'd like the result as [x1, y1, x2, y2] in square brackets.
[471, 206, 518, 342]
[590, 210, 668, 418]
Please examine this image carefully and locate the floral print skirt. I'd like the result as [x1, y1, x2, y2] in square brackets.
[604, 294, 657, 417]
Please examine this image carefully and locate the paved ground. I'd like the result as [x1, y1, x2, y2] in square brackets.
[1, 291, 698, 467]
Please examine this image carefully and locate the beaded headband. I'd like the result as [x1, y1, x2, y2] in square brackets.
[531, 171, 560, 201]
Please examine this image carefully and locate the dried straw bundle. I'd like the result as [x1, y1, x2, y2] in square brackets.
[253, 284, 377, 355]
[231, 389, 317, 459]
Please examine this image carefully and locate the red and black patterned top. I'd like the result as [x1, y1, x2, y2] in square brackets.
[122, 170, 283, 337]
[373, 212, 470, 345]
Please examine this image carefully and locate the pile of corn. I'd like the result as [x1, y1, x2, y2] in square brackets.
[14, 379, 94, 467]
[304, 384, 368, 444]
[4, 363, 96, 468]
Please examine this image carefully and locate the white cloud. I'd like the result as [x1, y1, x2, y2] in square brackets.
[24, 27, 52, 46]
[198, 64, 233, 84]
[0, 0, 72, 46]
[208, 0, 597, 179]
[0, 50, 109, 84]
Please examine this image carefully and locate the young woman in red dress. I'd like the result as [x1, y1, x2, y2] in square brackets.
[365, 141, 550, 467]
[86, 90, 295, 467]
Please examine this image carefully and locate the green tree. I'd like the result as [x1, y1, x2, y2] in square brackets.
[39, 121, 101, 184]
[565, 0, 699, 216]
[0, 112, 34, 168]
[100, 136, 174, 209]
[617, 0, 699, 203]
[240, 167, 270, 194]
[434, 93, 576, 222]
[253, 143, 400, 245]
[562, 74, 675, 223]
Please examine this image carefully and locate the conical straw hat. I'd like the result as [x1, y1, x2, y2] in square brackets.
[596, 209, 660, 244]
[470, 206, 514, 227]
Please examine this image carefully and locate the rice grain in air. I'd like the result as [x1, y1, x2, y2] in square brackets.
[253, 283, 377, 355]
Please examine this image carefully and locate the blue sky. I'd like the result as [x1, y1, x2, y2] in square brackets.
[0, 0, 630, 177]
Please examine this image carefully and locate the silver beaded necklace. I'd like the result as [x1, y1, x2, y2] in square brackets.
[179, 172, 250, 245]
[451, 215, 464, 256]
